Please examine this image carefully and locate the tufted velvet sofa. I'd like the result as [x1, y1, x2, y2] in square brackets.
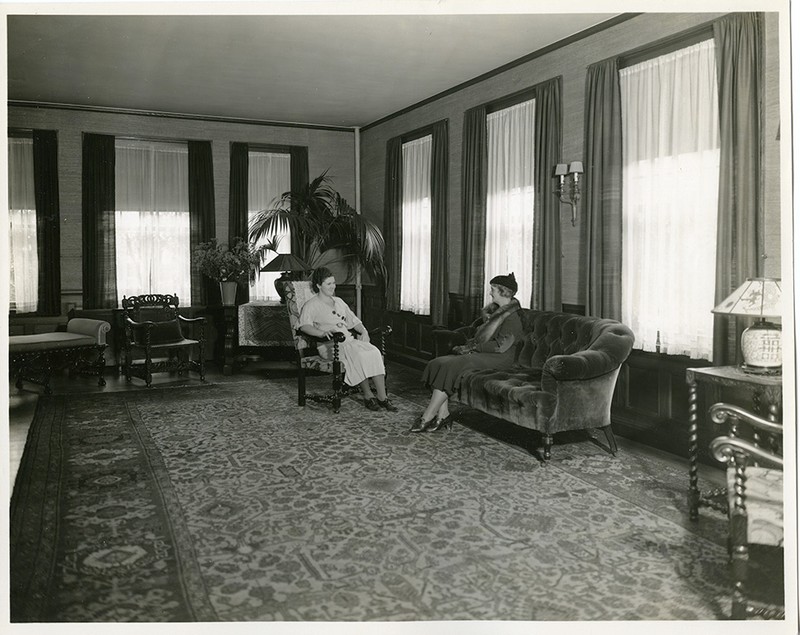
[434, 310, 635, 461]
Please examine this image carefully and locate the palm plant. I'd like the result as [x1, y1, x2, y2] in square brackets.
[248, 171, 386, 285]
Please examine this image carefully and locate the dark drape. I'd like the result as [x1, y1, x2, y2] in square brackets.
[289, 146, 309, 256]
[712, 13, 764, 365]
[430, 120, 450, 325]
[81, 133, 117, 309]
[32, 130, 61, 315]
[532, 77, 562, 311]
[228, 142, 249, 303]
[188, 140, 216, 306]
[383, 137, 403, 311]
[460, 105, 488, 322]
[583, 58, 623, 320]
[228, 142, 249, 242]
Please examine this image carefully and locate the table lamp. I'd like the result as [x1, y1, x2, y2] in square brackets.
[261, 253, 310, 303]
[712, 277, 782, 374]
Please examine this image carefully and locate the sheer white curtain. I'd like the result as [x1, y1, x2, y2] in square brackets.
[485, 99, 535, 307]
[115, 139, 190, 304]
[620, 40, 719, 360]
[249, 151, 291, 302]
[400, 135, 432, 314]
[8, 137, 38, 312]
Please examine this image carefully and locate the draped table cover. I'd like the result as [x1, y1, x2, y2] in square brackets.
[238, 302, 294, 347]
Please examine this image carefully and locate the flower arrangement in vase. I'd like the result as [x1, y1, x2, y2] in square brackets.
[194, 237, 261, 305]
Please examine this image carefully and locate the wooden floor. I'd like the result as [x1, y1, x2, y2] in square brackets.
[7, 355, 725, 493]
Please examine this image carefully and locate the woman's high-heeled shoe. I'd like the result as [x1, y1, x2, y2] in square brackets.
[410, 415, 437, 433]
[427, 413, 455, 432]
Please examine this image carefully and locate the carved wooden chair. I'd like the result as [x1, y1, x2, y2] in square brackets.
[284, 280, 390, 413]
[120, 293, 206, 388]
[709, 402, 784, 620]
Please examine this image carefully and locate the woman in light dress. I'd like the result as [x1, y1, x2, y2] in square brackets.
[298, 267, 397, 412]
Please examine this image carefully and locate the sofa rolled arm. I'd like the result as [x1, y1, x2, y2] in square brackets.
[542, 349, 619, 382]
[66, 318, 112, 346]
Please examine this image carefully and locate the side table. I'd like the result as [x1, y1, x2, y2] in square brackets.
[685, 365, 782, 520]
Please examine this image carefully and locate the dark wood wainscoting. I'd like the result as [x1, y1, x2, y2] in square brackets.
[612, 350, 713, 460]
[379, 312, 438, 371]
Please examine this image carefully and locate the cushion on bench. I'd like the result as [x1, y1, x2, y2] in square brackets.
[9, 332, 97, 353]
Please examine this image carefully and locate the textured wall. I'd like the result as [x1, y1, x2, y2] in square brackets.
[7, 106, 356, 307]
[359, 12, 783, 306]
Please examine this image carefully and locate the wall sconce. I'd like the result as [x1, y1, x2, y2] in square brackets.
[553, 161, 583, 226]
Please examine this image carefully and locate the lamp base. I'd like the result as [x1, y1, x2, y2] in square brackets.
[273, 272, 293, 304]
[740, 365, 782, 376]
[740, 320, 781, 375]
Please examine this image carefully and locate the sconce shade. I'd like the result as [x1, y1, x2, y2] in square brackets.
[260, 253, 310, 273]
[712, 278, 782, 373]
[553, 160, 583, 226]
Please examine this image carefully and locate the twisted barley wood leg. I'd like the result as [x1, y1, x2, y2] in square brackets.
[688, 379, 700, 521]
[332, 359, 342, 413]
[298, 366, 307, 406]
[145, 350, 153, 388]
[199, 341, 206, 382]
[730, 464, 749, 620]
[97, 348, 107, 386]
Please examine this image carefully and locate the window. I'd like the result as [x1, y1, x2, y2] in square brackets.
[115, 139, 190, 304]
[8, 135, 38, 312]
[400, 135, 432, 314]
[619, 39, 719, 360]
[485, 98, 535, 306]
[248, 150, 291, 302]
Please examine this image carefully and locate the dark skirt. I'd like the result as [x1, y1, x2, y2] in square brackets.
[421, 348, 518, 394]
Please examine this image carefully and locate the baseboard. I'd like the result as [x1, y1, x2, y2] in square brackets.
[386, 351, 428, 371]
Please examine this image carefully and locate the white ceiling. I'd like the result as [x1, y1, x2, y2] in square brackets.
[7, 12, 618, 128]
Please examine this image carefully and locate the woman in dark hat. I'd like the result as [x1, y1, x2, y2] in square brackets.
[413, 273, 523, 432]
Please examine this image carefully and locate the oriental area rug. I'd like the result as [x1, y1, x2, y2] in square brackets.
[10, 379, 746, 622]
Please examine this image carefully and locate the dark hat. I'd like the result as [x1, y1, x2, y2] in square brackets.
[490, 272, 518, 294]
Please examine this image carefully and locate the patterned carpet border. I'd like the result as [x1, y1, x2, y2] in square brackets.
[9, 379, 758, 622]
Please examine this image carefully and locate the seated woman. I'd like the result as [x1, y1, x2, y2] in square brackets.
[298, 267, 397, 412]
[414, 273, 523, 433]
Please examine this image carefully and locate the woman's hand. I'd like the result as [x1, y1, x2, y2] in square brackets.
[358, 330, 370, 343]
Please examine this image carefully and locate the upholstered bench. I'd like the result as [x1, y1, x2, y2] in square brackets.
[435, 310, 635, 461]
[9, 318, 111, 394]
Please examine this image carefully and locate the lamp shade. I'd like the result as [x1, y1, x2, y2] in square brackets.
[712, 278, 781, 317]
[260, 253, 310, 273]
[712, 278, 782, 373]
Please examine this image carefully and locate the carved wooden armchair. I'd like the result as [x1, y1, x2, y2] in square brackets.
[709, 402, 784, 620]
[284, 281, 390, 413]
[120, 293, 206, 388]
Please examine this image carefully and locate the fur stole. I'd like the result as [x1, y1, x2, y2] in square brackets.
[469, 298, 522, 346]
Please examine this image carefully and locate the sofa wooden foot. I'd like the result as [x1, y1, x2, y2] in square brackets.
[543, 434, 553, 461]
[601, 425, 618, 455]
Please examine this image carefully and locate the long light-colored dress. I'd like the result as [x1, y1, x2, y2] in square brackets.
[298, 294, 385, 387]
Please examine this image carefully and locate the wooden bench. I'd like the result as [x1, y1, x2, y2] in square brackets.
[9, 318, 111, 394]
